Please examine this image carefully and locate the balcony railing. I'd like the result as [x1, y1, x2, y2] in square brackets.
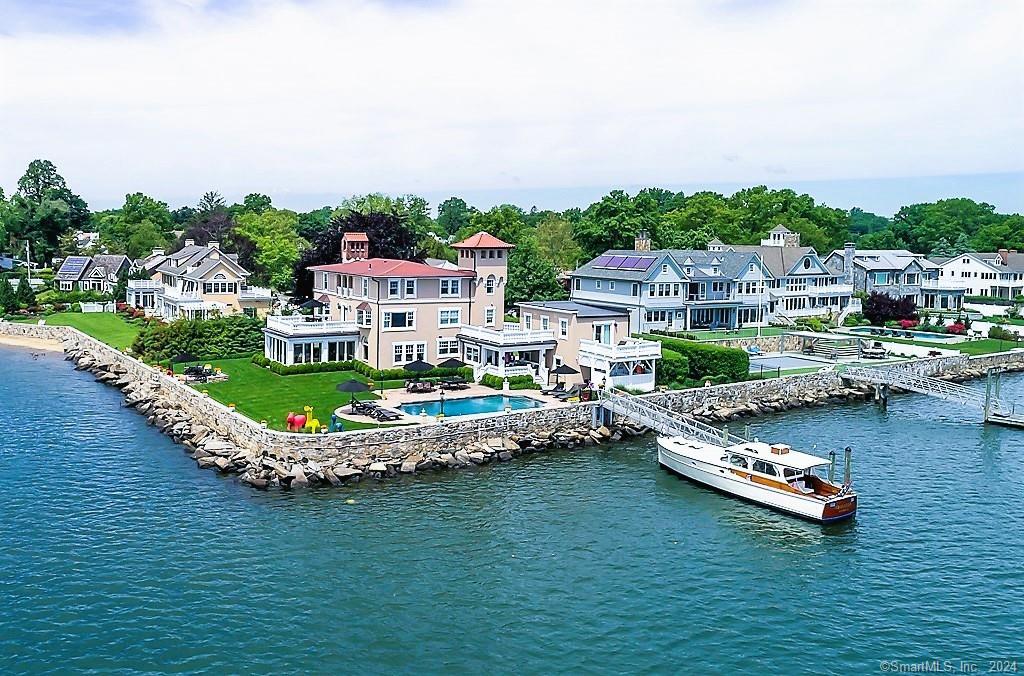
[920, 279, 963, 291]
[127, 279, 163, 290]
[459, 323, 556, 346]
[266, 315, 360, 336]
[806, 284, 854, 296]
[578, 338, 662, 365]
[239, 285, 273, 300]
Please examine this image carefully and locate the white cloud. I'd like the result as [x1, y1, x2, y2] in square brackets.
[0, 0, 1020, 208]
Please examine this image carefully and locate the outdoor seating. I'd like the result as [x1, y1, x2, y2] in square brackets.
[406, 380, 435, 393]
[553, 385, 582, 401]
[440, 377, 469, 390]
[542, 382, 566, 395]
[903, 331, 914, 338]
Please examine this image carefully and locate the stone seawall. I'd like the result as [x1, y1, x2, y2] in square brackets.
[4, 321, 1023, 489]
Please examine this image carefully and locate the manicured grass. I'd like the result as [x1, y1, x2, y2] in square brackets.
[176, 357, 409, 431]
[992, 317, 1024, 326]
[875, 336, 1019, 356]
[679, 327, 788, 341]
[17, 312, 141, 350]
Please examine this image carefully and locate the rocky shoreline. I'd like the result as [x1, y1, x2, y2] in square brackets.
[62, 338, 1024, 490]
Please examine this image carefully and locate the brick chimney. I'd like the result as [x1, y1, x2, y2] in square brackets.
[341, 232, 369, 262]
[634, 230, 652, 252]
[998, 248, 1009, 265]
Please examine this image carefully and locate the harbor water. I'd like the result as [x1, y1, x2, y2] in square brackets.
[2, 344, 1022, 674]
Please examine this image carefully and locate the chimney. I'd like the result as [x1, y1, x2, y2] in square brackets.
[843, 242, 855, 285]
[208, 241, 220, 251]
[634, 230, 651, 252]
[151, 248, 165, 257]
[184, 238, 195, 247]
[998, 249, 1009, 265]
[783, 232, 800, 248]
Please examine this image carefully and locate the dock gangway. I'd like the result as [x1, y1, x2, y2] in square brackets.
[595, 388, 749, 446]
[841, 364, 1019, 420]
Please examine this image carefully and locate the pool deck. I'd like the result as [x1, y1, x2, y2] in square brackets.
[335, 383, 566, 425]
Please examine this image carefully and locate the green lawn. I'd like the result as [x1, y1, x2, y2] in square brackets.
[18, 312, 141, 350]
[875, 336, 1019, 356]
[991, 317, 1024, 326]
[176, 357, 409, 431]
[664, 327, 788, 341]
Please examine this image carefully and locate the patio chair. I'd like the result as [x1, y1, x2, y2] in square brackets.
[553, 386, 582, 401]
[542, 382, 566, 395]
[373, 408, 403, 422]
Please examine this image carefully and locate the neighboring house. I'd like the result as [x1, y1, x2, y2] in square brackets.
[930, 250, 1024, 300]
[74, 231, 101, 251]
[55, 255, 132, 294]
[125, 240, 273, 319]
[822, 244, 964, 311]
[263, 231, 663, 390]
[709, 225, 854, 323]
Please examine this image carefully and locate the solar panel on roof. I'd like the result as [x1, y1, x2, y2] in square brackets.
[620, 256, 642, 269]
[60, 256, 89, 274]
[606, 255, 628, 268]
[592, 255, 614, 268]
[625, 256, 657, 271]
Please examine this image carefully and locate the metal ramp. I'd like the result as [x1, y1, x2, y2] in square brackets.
[596, 388, 747, 446]
[842, 364, 1020, 421]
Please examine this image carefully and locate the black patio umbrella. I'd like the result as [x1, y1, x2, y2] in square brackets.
[436, 357, 466, 370]
[550, 363, 579, 386]
[336, 379, 370, 407]
[298, 298, 326, 310]
[171, 352, 201, 371]
[403, 359, 434, 380]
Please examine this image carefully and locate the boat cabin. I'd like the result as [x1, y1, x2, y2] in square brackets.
[722, 441, 843, 498]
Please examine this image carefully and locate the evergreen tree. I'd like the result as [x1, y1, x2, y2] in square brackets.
[0, 278, 17, 313]
[15, 276, 36, 307]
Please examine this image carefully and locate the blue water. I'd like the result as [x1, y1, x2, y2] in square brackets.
[849, 326, 960, 341]
[398, 393, 545, 417]
[2, 344, 1023, 673]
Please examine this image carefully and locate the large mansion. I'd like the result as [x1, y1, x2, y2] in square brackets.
[126, 240, 273, 320]
[263, 232, 663, 391]
[929, 250, 1024, 300]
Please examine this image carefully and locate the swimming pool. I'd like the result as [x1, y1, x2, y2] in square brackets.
[847, 326, 960, 341]
[748, 354, 831, 372]
[399, 394, 546, 417]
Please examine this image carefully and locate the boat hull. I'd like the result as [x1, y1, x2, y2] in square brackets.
[657, 438, 857, 524]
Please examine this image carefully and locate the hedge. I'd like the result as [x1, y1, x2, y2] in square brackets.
[642, 334, 748, 381]
[131, 315, 266, 362]
[250, 353, 473, 380]
[656, 348, 690, 386]
[966, 295, 1024, 306]
[480, 373, 540, 390]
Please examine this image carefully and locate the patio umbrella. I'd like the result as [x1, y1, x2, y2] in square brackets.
[436, 357, 466, 370]
[550, 363, 579, 386]
[336, 379, 370, 408]
[298, 298, 326, 310]
[403, 359, 434, 380]
[171, 352, 201, 372]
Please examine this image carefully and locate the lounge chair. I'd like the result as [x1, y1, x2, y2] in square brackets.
[372, 408, 403, 422]
[440, 376, 469, 390]
[553, 386, 582, 401]
[542, 382, 566, 396]
[903, 331, 914, 339]
[406, 381, 435, 393]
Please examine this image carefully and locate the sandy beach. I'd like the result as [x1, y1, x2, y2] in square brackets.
[0, 333, 64, 352]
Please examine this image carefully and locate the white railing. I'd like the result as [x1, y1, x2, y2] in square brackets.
[920, 279, 962, 291]
[127, 279, 163, 290]
[578, 338, 662, 363]
[266, 315, 360, 336]
[240, 285, 273, 300]
[162, 287, 202, 301]
[808, 284, 854, 296]
[597, 388, 749, 446]
[459, 323, 556, 345]
[842, 364, 1011, 414]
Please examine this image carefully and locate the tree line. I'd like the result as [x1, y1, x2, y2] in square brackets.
[2, 159, 1021, 308]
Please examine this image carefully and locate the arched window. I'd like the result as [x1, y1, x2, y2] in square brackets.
[485, 275, 496, 294]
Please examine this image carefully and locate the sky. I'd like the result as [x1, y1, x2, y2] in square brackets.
[1, 0, 1021, 216]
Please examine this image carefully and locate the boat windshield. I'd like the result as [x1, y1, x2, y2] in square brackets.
[807, 465, 832, 481]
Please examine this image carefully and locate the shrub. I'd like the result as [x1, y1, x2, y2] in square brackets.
[842, 312, 864, 327]
[898, 319, 919, 329]
[946, 322, 966, 335]
[480, 373, 539, 390]
[988, 326, 1018, 341]
[642, 334, 747, 381]
[250, 352, 473, 380]
[656, 348, 690, 386]
[131, 315, 266, 362]
[863, 291, 916, 325]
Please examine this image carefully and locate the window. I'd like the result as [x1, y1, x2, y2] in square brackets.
[573, 278, 581, 291]
[873, 272, 889, 285]
[437, 339, 459, 357]
[609, 281, 615, 291]
[524, 314, 532, 329]
[388, 279, 400, 298]
[465, 344, 481, 363]
[243, 307, 257, 318]
[405, 279, 417, 297]
[803, 258, 811, 270]
[485, 275, 496, 294]
[631, 283, 639, 296]
[648, 284, 655, 296]
[357, 309, 371, 327]
[203, 281, 237, 294]
[485, 306, 496, 325]
[438, 308, 461, 326]
[541, 315, 550, 330]
[559, 318, 568, 339]
[595, 280, 602, 290]
[320, 272, 328, 289]
[393, 342, 426, 365]
[753, 460, 778, 476]
[712, 282, 724, 293]
[441, 278, 461, 296]
[361, 278, 368, 296]
[383, 310, 415, 329]
[662, 264, 668, 273]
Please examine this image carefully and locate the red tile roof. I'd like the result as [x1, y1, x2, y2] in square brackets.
[309, 258, 475, 278]
[452, 231, 514, 249]
[342, 232, 369, 241]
